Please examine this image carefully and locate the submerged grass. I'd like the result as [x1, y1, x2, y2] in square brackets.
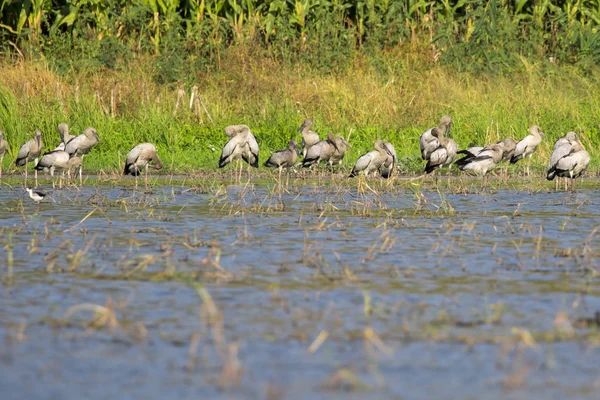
[0, 58, 599, 176]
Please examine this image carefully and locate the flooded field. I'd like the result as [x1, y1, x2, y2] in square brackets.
[1, 176, 600, 399]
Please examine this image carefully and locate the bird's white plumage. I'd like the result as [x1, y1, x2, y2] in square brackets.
[350, 140, 393, 177]
[16, 130, 43, 166]
[125, 143, 163, 176]
[459, 143, 504, 176]
[547, 133, 590, 181]
[65, 127, 99, 157]
[420, 115, 452, 160]
[511, 125, 544, 162]
[219, 125, 259, 168]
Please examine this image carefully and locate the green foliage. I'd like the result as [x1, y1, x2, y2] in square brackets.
[0, 1, 599, 77]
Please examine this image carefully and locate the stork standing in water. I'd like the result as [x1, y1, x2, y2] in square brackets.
[420, 115, 452, 161]
[458, 142, 505, 185]
[547, 132, 590, 191]
[0, 130, 7, 180]
[65, 127, 100, 185]
[510, 125, 545, 176]
[219, 125, 259, 181]
[424, 127, 458, 175]
[546, 131, 575, 190]
[299, 118, 320, 159]
[455, 145, 484, 167]
[124, 143, 163, 188]
[15, 129, 43, 185]
[329, 136, 352, 169]
[35, 150, 82, 188]
[52, 123, 75, 151]
[264, 140, 299, 185]
[498, 138, 517, 163]
[349, 140, 394, 178]
[379, 142, 397, 179]
[302, 132, 339, 169]
[497, 137, 517, 176]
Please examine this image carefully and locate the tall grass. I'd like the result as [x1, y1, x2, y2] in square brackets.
[0, 56, 599, 174]
[0, 1, 599, 78]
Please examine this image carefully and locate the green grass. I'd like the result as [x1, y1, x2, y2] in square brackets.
[0, 56, 599, 176]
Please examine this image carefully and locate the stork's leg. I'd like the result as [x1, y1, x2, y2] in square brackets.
[0, 156, 3, 180]
[79, 155, 84, 186]
[25, 163, 28, 185]
[34, 158, 39, 187]
[145, 164, 149, 188]
[278, 166, 283, 187]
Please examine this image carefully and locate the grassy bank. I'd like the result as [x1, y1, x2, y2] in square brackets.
[0, 55, 599, 175]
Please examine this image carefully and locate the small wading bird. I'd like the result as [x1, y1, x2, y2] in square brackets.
[26, 187, 49, 210]
[26, 187, 47, 203]
[219, 125, 259, 181]
[458, 142, 505, 181]
[35, 150, 82, 188]
[65, 127, 100, 184]
[15, 129, 43, 185]
[0, 130, 7, 180]
[510, 125, 545, 176]
[547, 132, 590, 191]
[329, 136, 352, 168]
[302, 132, 339, 168]
[299, 118, 320, 158]
[349, 140, 394, 178]
[124, 143, 163, 187]
[420, 115, 452, 161]
[424, 128, 458, 174]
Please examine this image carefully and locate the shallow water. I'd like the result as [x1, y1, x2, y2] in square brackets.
[1, 178, 600, 399]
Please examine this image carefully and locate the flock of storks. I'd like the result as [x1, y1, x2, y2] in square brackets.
[216, 116, 590, 190]
[0, 114, 592, 199]
[0, 123, 161, 189]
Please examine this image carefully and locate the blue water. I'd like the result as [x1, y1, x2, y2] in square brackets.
[1, 180, 599, 399]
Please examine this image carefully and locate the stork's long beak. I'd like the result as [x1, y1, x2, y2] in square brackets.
[95, 133, 100, 142]
[384, 145, 393, 157]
